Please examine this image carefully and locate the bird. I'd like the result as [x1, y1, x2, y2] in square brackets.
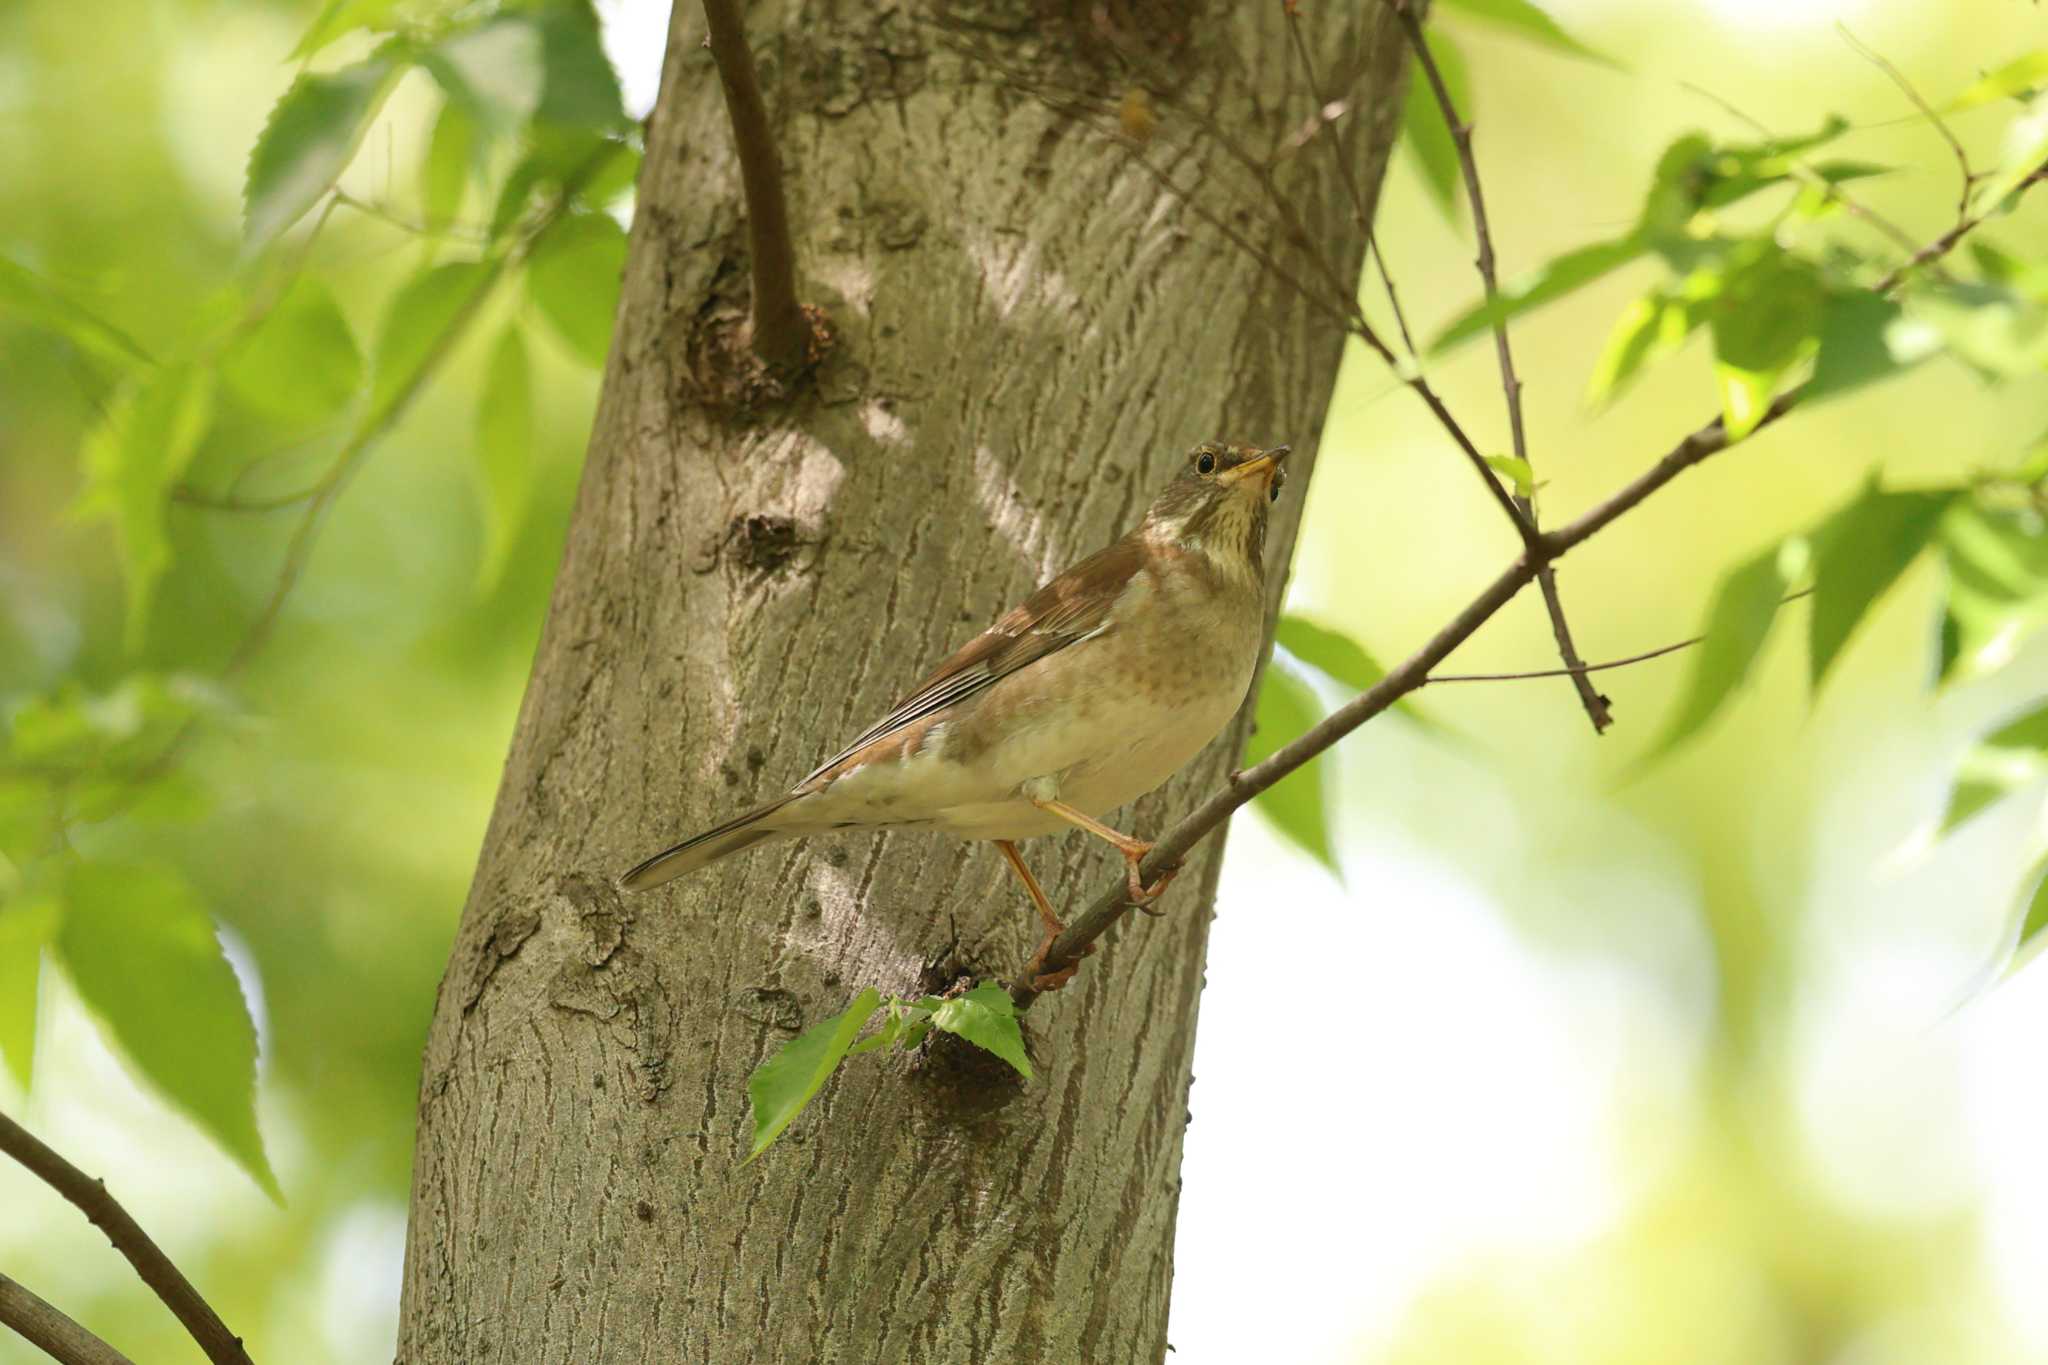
[618, 439, 1290, 988]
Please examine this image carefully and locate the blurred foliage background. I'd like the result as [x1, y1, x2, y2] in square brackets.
[2, 0, 2046, 1361]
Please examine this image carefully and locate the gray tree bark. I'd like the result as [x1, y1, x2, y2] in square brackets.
[398, 3, 1406, 1360]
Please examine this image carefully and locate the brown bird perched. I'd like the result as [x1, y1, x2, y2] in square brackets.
[619, 440, 1290, 986]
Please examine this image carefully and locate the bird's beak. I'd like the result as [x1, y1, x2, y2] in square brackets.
[1222, 443, 1291, 491]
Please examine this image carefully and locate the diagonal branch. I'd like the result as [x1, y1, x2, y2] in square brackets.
[0, 1273, 136, 1365]
[1384, 0, 1612, 732]
[0, 1110, 252, 1365]
[1013, 389, 1800, 1006]
[700, 0, 810, 373]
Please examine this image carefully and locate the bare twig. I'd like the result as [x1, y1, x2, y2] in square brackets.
[1013, 389, 1801, 1006]
[1838, 25, 1976, 222]
[1871, 168, 2048, 294]
[1426, 589, 1815, 683]
[0, 1111, 252, 1365]
[700, 0, 809, 373]
[0, 1273, 137, 1365]
[1383, 0, 1611, 731]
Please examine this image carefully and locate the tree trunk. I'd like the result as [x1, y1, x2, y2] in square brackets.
[398, 3, 1405, 1359]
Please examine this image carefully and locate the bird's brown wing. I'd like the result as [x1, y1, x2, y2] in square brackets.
[797, 536, 1141, 786]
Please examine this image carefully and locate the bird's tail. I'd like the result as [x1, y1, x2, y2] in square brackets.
[617, 797, 798, 892]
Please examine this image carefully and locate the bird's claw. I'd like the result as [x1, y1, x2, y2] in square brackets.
[1026, 930, 1095, 993]
[1122, 850, 1179, 913]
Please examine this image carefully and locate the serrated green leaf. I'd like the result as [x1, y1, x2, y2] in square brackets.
[420, 17, 547, 131]
[1937, 504, 2048, 683]
[422, 98, 480, 233]
[0, 256, 152, 368]
[1648, 547, 1789, 758]
[1944, 51, 2048, 113]
[74, 365, 217, 648]
[222, 277, 363, 425]
[56, 862, 278, 1199]
[288, 0, 403, 62]
[373, 260, 493, 414]
[0, 895, 58, 1089]
[1436, 0, 1615, 65]
[1401, 33, 1471, 219]
[1974, 95, 2048, 215]
[1430, 235, 1645, 354]
[929, 983, 1032, 1078]
[1245, 664, 1335, 871]
[1708, 250, 1825, 438]
[244, 58, 398, 249]
[746, 986, 880, 1159]
[1807, 487, 1953, 690]
[525, 212, 626, 367]
[474, 326, 533, 591]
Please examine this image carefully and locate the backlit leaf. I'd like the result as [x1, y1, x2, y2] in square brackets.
[1805, 289, 1920, 404]
[422, 98, 480, 233]
[0, 895, 58, 1089]
[1895, 282, 2048, 380]
[56, 862, 278, 1199]
[1436, 0, 1615, 65]
[1973, 94, 2048, 214]
[746, 986, 880, 1159]
[1708, 251, 1825, 438]
[244, 58, 398, 249]
[0, 256, 152, 367]
[525, 212, 627, 367]
[421, 17, 547, 132]
[1431, 235, 1645, 354]
[1943, 50, 2048, 113]
[1807, 486, 1954, 690]
[221, 277, 363, 425]
[1246, 664, 1336, 871]
[74, 365, 217, 648]
[1648, 546, 1789, 758]
[373, 261, 493, 414]
[1937, 504, 2048, 682]
[474, 326, 532, 591]
[288, 0, 403, 62]
[1401, 32, 1471, 219]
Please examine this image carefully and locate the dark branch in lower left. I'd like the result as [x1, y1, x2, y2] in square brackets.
[0, 1273, 136, 1365]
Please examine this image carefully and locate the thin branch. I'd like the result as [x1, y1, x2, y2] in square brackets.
[1871, 168, 2048, 294]
[1426, 589, 1816, 683]
[0, 1273, 136, 1365]
[1014, 389, 1800, 1006]
[0, 1111, 252, 1365]
[700, 0, 809, 373]
[1383, 0, 1610, 731]
[1837, 25, 1976, 223]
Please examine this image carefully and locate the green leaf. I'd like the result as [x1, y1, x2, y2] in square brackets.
[2006, 857, 2048, 980]
[474, 326, 533, 591]
[74, 365, 217, 648]
[1586, 289, 1691, 406]
[244, 58, 398, 249]
[420, 17, 547, 132]
[422, 98, 480, 233]
[1805, 289, 1920, 403]
[0, 777, 54, 869]
[56, 862, 278, 1199]
[1275, 616, 1385, 694]
[1944, 50, 2048, 113]
[525, 212, 627, 367]
[288, 0, 403, 62]
[746, 986, 881, 1159]
[928, 983, 1031, 1078]
[1430, 235, 1645, 354]
[373, 260, 493, 414]
[1707, 250, 1825, 438]
[1484, 453, 1534, 497]
[221, 277, 363, 425]
[1937, 504, 2048, 682]
[1401, 33, 1471, 219]
[1435, 0, 1615, 65]
[0, 895, 59, 1089]
[0, 256, 153, 367]
[1245, 664, 1335, 871]
[1939, 740, 2045, 833]
[1973, 94, 2048, 215]
[1648, 546, 1789, 758]
[1894, 282, 2048, 380]
[1807, 487, 1954, 690]
[531, 10, 627, 131]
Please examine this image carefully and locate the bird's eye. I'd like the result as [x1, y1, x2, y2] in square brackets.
[1197, 451, 1216, 475]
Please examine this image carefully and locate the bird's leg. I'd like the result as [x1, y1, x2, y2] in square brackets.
[997, 839, 1088, 992]
[1030, 798, 1179, 910]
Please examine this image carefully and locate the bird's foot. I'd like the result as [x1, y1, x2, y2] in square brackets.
[1025, 928, 1095, 993]
[1121, 848, 1180, 915]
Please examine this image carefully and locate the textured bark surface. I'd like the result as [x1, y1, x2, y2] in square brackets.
[398, 3, 1405, 1360]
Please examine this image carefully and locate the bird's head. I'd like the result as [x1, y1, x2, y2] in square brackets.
[1142, 440, 1292, 580]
